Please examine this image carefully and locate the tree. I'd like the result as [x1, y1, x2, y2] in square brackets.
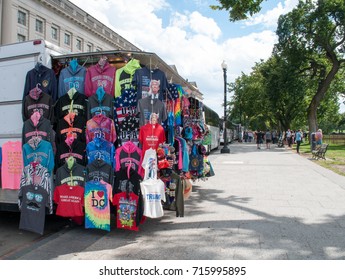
[260, 55, 308, 131]
[229, 62, 272, 130]
[210, 0, 266, 21]
[275, 0, 345, 136]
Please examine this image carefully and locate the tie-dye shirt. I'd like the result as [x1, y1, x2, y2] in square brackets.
[84, 180, 112, 231]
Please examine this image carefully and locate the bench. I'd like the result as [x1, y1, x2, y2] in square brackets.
[312, 143, 329, 160]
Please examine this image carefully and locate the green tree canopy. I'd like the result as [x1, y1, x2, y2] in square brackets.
[274, 0, 345, 134]
[210, 0, 266, 21]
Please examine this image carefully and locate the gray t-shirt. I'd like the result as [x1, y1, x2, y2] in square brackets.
[137, 97, 167, 126]
[265, 131, 272, 140]
[19, 184, 49, 235]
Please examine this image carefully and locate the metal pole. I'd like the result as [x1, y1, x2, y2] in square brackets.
[221, 61, 230, 153]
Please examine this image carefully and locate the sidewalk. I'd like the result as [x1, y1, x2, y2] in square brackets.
[7, 142, 345, 260]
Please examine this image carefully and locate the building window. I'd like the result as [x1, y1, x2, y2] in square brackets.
[64, 33, 71, 46]
[35, 19, 43, 33]
[87, 44, 92, 52]
[76, 38, 82, 51]
[18, 11, 26, 26]
[17, 34, 26, 42]
[51, 26, 58, 40]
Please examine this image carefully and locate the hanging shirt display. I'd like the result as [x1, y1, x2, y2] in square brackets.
[23, 63, 58, 102]
[22, 138, 55, 173]
[84, 180, 112, 232]
[113, 191, 140, 231]
[113, 167, 144, 228]
[55, 112, 86, 145]
[87, 87, 114, 119]
[141, 148, 157, 181]
[137, 96, 167, 126]
[22, 112, 54, 145]
[86, 137, 115, 168]
[140, 178, 165, 219]
[55, 160, 86, 187]
[1, 141, 23, 190]
[53, 184, 85, 220]
[19, 162, 53, 214]
[55, 136, 86, 169]
[85, 114, 116, 144]
[58, 60, 87, 98]
[114, 58, 141, 98]
[138, 122, 166, 155]
[54, 88, 88, 121]
[22, 86, 54, 122]
[85, 159, 114, 185]
[115, 141, 142, 176]
[18, 184, 49, 235]
[84, 60, 116, 97]
[132, 66, 168, 101]
[114, 89, 139, 144]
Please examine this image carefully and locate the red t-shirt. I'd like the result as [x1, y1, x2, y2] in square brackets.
[113, 192, 139, 231]
[53, 184, 84, 218]
[138, 123, 165, 154]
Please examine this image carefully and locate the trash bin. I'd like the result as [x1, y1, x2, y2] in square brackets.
[311, 132, 316, 151]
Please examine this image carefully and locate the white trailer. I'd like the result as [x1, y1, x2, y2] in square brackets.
[0, 40, 66, 210]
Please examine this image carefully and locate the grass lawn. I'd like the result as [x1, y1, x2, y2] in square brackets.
[295, 142, 345, 176]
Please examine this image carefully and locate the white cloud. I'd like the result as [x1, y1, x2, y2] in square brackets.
[68, 0, 294, 116]
[245, 0, 299, 28]
[189, 11, 221, 40]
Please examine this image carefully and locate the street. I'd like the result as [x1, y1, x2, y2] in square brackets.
[2, 142, 345, 260]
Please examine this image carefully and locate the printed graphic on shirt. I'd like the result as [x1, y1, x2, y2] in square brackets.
[118, 196, 137, 228]
[84, 185, 111, 231]
[113, 192, 139, 231]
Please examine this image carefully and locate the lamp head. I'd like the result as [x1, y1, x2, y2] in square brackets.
[221, 60, 227, 70]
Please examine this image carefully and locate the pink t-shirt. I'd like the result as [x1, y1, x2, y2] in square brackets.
[1, 141, 23, 190]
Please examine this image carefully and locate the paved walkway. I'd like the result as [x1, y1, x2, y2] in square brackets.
[6, 142, 345, 260]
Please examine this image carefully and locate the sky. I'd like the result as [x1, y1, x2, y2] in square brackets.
[69, 0, 344, 116]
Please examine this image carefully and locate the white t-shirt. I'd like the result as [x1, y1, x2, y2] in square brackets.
[140, 178, 165, 218]
[141, 148, 157, 180]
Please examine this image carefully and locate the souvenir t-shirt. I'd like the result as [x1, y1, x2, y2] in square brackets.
[113, 192, 139, 231]
[114, 89, 139, 144]
[1, 141, 23, 190]
[140, 178, 165, 218]
[19, 162, 53, 214]
[84, 62, 116, 97]
[22, 139, 55, 172]
[86, 137, 115, 168]
[137, 97, 167, 126]
[84, 180, 112, 231]
[138, 123, 166, 155]
[86, 114, 116, 144]
[53, 184, 84, 218]
[19, 184, 49, 235]
[132, 66, 168, 101]
[141, 148, 157, 181]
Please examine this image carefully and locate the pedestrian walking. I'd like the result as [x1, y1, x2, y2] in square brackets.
[265, 129, 272, 149]
[295, 129, 302, 154]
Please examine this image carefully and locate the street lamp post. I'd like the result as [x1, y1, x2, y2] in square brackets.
[221, 60, 230, 153]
